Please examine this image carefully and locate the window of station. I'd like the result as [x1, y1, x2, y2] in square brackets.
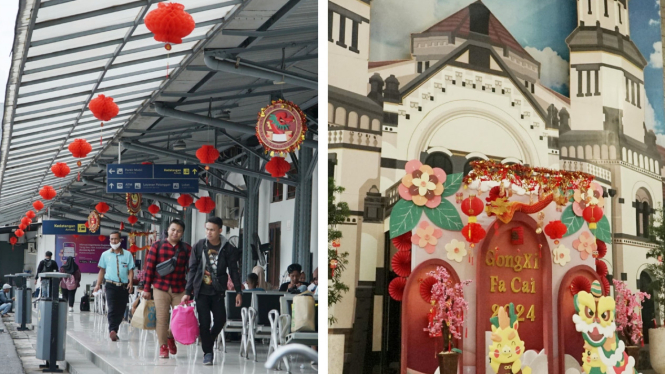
[424, 152, 454, 175]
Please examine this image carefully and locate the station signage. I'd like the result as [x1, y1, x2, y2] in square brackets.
[106, 164, 199, 193]
[42, 220, 94, 235]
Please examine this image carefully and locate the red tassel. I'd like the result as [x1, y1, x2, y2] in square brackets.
[471, 256, 474, 266]
[465, 327, 468, 338]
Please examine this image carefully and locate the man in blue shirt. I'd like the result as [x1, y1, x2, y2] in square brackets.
[93, 231, 134, 341]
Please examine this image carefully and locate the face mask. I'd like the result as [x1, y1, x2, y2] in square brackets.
[110, 243, 121, 250]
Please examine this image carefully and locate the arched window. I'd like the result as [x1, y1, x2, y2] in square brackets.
[622, 147, 626, 162]
[360, 115, 370, 129]
[636, 188, 653, 238]
[561, 147, 568, 157]
[348, 111, 358, 128]
[464, 157, 483, 176]
[601, 144, 608, 159]
[593, 145, 600, 159]
[371, 119, 381, 131]
[328, 104, 335, 123]
[334, 107, 346, 126]
[425, 152, 454, 175]
[585, 145, 592, 160]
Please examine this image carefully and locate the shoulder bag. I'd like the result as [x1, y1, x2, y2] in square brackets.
[156, 241, 182, 277]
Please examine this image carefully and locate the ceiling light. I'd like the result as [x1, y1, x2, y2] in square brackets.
[172, 139, 187, 151]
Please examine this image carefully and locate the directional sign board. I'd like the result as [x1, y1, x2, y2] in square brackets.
[106, 164, 199, 193]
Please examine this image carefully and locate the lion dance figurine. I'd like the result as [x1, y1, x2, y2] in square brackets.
[488, 303, 532, 374]
[573, 280, 639, 374]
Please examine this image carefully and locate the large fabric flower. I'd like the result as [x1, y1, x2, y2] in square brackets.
[398, 160, 446, 208]
[552, 244, 571, 266]
[573, 231, 597, 260]
[573, 182, 605, 216]
[445, 239, 467, 262]
[412, 221, 443, 254]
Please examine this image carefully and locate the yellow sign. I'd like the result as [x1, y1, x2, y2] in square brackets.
[77, 224, 86, 233]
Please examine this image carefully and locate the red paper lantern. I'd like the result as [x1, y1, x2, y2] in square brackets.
[392, 231, 412, 252]
[462, 223, 486, 246]
[51, 162, 70, 178]
[177, 194, 193, 210]
[388, 277, 407, 301]
[128, 215, 138, 225]
[26, 211, 36, 219]
[18, 223, 27, 230]
[419, 276, 437, 302]
[33, 201, 44, 211]
[391, 250, 411, 277]
[15, 229, 24, 238]
[120, 222, 125, 231]
[582, 205, 604, 229]
[98, 235, 106, 242]
[68, 139, 92, 160]
[144, 3, 196, 50]
[195, 196, 216, 214]
[96, 202, 109, 216]
[88, 94, 119, 122]
[196, 145, 219, 170]
[544, 220, 567, 243]
[570, 276, 591, 295]
[148, 204, 160, 216]
[594, 239, 607, 259]
[39, 186, 57, 200]
[9, 237, 17, 249]
[595, 260, 608, 277]
[21, 217, 31, 226]
[265, 157, 291, 178]
[461, 195, 484, 220]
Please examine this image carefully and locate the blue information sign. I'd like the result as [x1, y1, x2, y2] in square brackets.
[42, 220, 94, 235]
[106, 164, 200, 193]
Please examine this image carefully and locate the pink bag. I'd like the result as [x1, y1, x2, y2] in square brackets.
[171, 302, 199, 345]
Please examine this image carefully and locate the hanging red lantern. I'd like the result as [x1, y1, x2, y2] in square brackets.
[462, 222, 486, 247]
[392, 231, 412, 252]
[18, 223, 27, 231]
[196, 145, 219, 170]
[388, 277, 407, 301]
[570, 276, 591, 296]
[39, 186, 57, 200]
[195, 196, 216, 214]
[33, 200, 44, 211]
[128, 215, 138, 225]
[15, 229, 24, 238]
[51, 162, 70, 178]
[461, 195, 484, 222]
[95, 202, 109, 217]
[419, 276, 437, 303]
[120, 222, 125, 231]
[544, 220, 567, 244]
[21, 217, 31, 226]
[25, 211, 36, 219]
[391, 250, 412, 277]
[148, 204, 160, 216]
[144, 3, 195, 50]
[98, 235, 106, 242]
[68, 139, 92, 162]
[265, 157, 291, 179]
[595, 260, 608, 277]
[177, 194, 193, 210]
[89, 94, 119, 146]
[582, 205, 604, 229]
[9, 237, 17, 250]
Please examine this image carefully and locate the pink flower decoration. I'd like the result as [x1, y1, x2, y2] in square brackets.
[572, 182, 605, 216]
[398, 159, 446, 208]
[572, 231, 597, 260]
[411, 221, 443, 254]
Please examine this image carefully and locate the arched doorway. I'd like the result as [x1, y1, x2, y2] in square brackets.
[640, 271, 656, 343]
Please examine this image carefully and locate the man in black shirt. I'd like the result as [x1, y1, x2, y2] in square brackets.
[35, 251, 59, 280]
[279, 263, 306, 292]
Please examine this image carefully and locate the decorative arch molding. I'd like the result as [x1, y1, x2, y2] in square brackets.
[501, 157, 522, 165]
[465, 152, 489, 160]
[636, 262, 657, 281]
[406, 101, 540, 165]
[425, 146, 453, 156]
[631, 182, 655, 204]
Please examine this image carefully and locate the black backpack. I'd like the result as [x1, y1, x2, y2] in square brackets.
[80, 294, 90, 312]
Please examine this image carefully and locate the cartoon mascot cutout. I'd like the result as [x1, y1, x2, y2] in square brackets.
[488, 303, 532, 374]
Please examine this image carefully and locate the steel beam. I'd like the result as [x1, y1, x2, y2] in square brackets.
[57, 199, 180, 220]
[160, 81, 275, 97]
[197, 182, 246, 200]
[242, 154, 260, 280]
[171, 87, 306, 107]
[292, 136, 313, 278]
[50, 207, 139, 232]
[204, 39, 316, 56]
[222, 26, 317, 38]
[203, 56, 317, 90]
[79, 179, 180, 206]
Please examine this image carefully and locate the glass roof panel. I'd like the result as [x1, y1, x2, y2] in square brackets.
[13, 112, 76, 127]
[24, 44, 119, 71]
[99, 70, 167, 88]
[21, 58, 110, 83]
[19, 72, 101, 91]
[17, 84, 95, 104]
[28, 28, 130, 57]
[12, 127, 73, 141]
[13, 106, 83, 123]
[113, 41, 198, 65]
[15, 94, 90, 114]
[36, 0, 140, 23]
[6, 152, 59, 166]
[32, 8, 141, 41]
[98, 81, 162, 97]
[10, 135, 68, 148]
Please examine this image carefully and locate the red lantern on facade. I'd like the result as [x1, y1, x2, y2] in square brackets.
[15, 229, 24, 238]
[462, 222, 486, 247]
[33, 201, 44, 211]
[9, 237, 17, 250]
[25, 211, 36, 219]
[89, 94, 119, 145]
[22, 217, 32, 226]
[265, 157, 291, 178]
[177, 194, 193, 210]
[148, 204, 160, 216]
[98, 235, 106, 242]
[544, 220, 567, 244]
[96, 202, 109, 217]
[39, 186, 57, 200]
[144, 3, 196, 50]
[195, 196, 216, 214]
[196, 145, 219, 170]
[461, 195, 484, 223]
[18, 223, 27, 231]
[51, 162, 70, 178]
[582, 205, 604, 230]
[128, 215, 138, 225]
[68, 139, 92, 166]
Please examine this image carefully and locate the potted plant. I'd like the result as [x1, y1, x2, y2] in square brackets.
[425, 266, 471, 373]
[613, 279, 649, 367]
[648, 208, 665, 373]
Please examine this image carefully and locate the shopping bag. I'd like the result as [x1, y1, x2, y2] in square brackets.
[291, 293, 315, 332]
[131, 299, 156, 330]
[171, 302, 199, 345]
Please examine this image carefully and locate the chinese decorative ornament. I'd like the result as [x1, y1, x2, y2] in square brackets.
[129, 244, 140, 253]
[68, 138, 92, 180]
[33, 201, 44, 211]
[126, 193, 142, 215]
[88, 94, 119, 145]
[329, 258, 338, 278]
[148, 204, 160, 216]
[488, 304, 531, 374]
[15, 229, 24, 238]
[25, 211, 36, 219]
[569, 276, 591, 295]
[120, 222, 125, 231]
[392, 231, 412, 252]
[256, 99, 307, 156]
[95, 202, 109, 217]
[595, 259, 608, 277]
[144, 3, 195, 50]
[98, 235, 106, 242]
[87, 210, 100, 233]
[265, 156, 291, 179]
[391, 250, 412, 277]
[388, 277, 407, 301]
[196, 145, 219, 170]
[419, 276, 437, 302]
[84, 221, 89, 228]
[51, 162, 70, 178]
[195, 196, 216, 214]
[18, 223, 27, 231]
[510, 226, 524, 245]
[461, 194, 484, 223]
[21, 217, 31, 226]
[9, 237, 17, 250]
[127, 215, 138, 226]
[582, 204, 604, 230]
[594, 239, 607, 259]
[39, 186, 56, 200]
[461, 222, 486, 247]
[177, 194, 193, 210]
[544, 220, 567, 245]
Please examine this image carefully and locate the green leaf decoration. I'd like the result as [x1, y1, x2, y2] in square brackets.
[425, 199, 463, 231]
[441, 173, 464, 197]
[561, 204, 584, 237]
[390, 200, 424, 239]
[592, 215, 611, 244]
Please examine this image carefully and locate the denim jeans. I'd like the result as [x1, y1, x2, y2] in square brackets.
[0, 303, 11, 314]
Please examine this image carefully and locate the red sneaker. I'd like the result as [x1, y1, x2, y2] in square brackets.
[159, 344, 169, 358]
[167, 338, 177, 355]
[109, 331, 118, 342]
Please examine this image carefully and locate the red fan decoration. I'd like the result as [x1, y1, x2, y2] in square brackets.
[89, 94, 119, 145]
[25, 211, 36, 219]
[195, 196, 216, 214]
[39, 186, 57, 200]
[9, 237, 17, 250]
[544, 220, 567, 243]
[388, 277, 407, 301]
[265, 157, 291, 179]
[600, 277, 611, 296]
[144, 3, 195, 50]
[419, 276, 437, 302]
[128, 215, 138, 225]
[148, 204, 160, 216]
[96, 202, 109, 217]
[570, 276, 591, 295]
[594, 239, 607, 259]
[15, 229, 24, 238]
[120, 222, 125, 231]
[583, 205, 604, 230]
[18, 223, 27, 230]
[595, 260, 608, 277]
[51, 162, 70, 178]
[196, 145, 219, 170]
[462, 223, 486, 247]
[177, 194, 193, 210]
[33, 201, 44, 211]
[392, 231, 412, 252]
[98, 235, 106, 242]
[391, 250, 412, 277]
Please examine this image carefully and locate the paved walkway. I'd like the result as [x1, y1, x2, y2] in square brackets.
[1, 314, 67, 374]
[0, 315, 25, 374]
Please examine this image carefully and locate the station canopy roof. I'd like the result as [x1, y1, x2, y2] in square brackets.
[0, 0, 318, 228]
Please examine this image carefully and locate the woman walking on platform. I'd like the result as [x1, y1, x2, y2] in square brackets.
[60, 256, 81, 312]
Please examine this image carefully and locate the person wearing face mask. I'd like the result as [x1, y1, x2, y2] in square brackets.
[93, 232, 135, 341]
[143, 219, 191, 359]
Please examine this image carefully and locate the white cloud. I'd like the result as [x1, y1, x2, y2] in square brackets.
[649, 41, 663, 68]
[523, 46, 569, 91]
[649, 19, 660, 26]
[644, 96, 665, 147]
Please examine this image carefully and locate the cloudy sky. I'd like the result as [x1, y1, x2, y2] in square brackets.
[370, 0, 665, 145]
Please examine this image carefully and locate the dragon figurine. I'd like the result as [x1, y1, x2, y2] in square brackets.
[488, 303, 532, 374]
[266, 110, 295, 142]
